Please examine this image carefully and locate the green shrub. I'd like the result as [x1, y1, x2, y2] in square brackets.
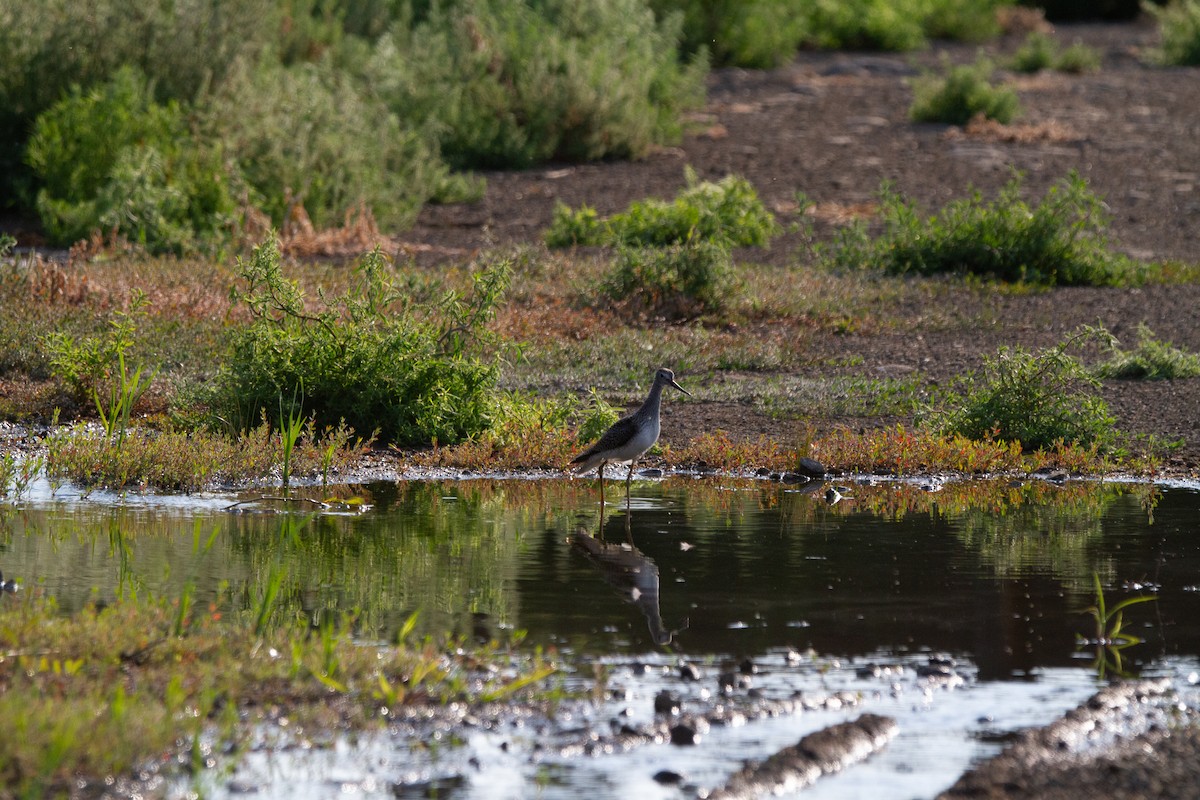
[1146, 0, 1200, 65]
[208, 239, 509, 447]
[933, 329, 1118, 452]
[799, 0, 927, 50]
[0, 0, 292, 206]
[602, 241, 735, 318]
[371, 0, 706, 169]
[910, 57, 1019, 125]
[1009, 32, 1099, 73]
[1094, 324, 1200, 379]
[24, 67, 239, 252]
[649, 0, 808, 68]
[546, 170, 778, 248]
[203, 57, 457, 231]
[822, 172, 1146, 286]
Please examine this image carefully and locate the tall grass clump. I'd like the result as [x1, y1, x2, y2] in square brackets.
[910, 57, 1019, 125]
[1093, 324, 1200, 379]
[546, 170, 777, 248]
[24, 67, 240, 253]
[1145, 0, 1200, 66]
[207, 239, 509, 446]
[373, 0, 706, 169]
[823, 172, 1147, 286]
[932, 328, 1119, 453]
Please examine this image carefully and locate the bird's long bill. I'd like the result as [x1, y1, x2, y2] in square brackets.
[670, 378, 691, 396]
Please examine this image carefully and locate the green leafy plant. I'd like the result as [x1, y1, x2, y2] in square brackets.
[931, 327, 1120, 453]
[43, 290, 158, 408]
[278, 395, 307, 492]
[910, 56, 1019, 125]
[1146, 0, 1200, 66]
[822, 172, 1148, 286]
[210, 239, 509, 447]
[1009, 32, 1099, 73]
[602, 241, 736, 319]
[1093, 324, 1200, 379]
[93, 350, 156, 449]
[1078, 572, 1157, 679]
[546, 170, 778, 248]
[0, 452, 42, 501]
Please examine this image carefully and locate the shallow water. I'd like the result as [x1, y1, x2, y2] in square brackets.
[3, 475, 1199, 798]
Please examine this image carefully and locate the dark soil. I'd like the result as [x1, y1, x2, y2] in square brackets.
[409, 16, 1200, 475]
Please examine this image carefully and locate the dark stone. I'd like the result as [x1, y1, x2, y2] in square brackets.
[795, 457, 826, 478]
[780, 472, 810, 484]
[672, 724, 700, 748]
[654, 689, 682, 716]
[739, 658, 758, 675]
[652, 770, 685, 785]
[679, 663, 702, 681]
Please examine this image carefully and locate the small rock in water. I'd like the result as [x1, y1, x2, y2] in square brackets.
[638, 468, 664, 478]
[795, 457, 826, 478]
[654, 690, 682, 716]
[780, 472, 810, 485]
[679, 663, 702, 682]
[718, 672, 752, 693]
[669, 719, 708, 746]
[739, 657, 758, 675]
[652, 769, 685, 785]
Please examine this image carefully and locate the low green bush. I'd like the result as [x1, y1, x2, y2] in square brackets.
[546, 170, 778, 248]
[1009, 32, 1100, 73]
[649, 0, 808, 68]
[602, 241, 735, 318]
[932, 329, 1118, 453]
[374, 0, 706, 169]
[24, 67, 240, 252]
[822, 172, 1148, 286]
[910, 57, 1019, 125]
[799, 0, 1002, 51]
[1093, 324, 1200, 379]
[1146, 0, 1200, 66]
[206, 239, 509, 447]
[204, 57, 461, 232]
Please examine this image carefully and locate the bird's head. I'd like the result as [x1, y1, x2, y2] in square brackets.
[655, 368, 691, 396]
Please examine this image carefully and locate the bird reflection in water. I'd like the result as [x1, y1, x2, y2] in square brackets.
[572, 510, 688, 647]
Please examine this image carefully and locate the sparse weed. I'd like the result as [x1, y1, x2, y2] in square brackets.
[0, 451, 42, 501]
[931, 327, 1120, 453]
[601, 241, 736, 319]
[1093, 324, 1200, 379]
[1078, 572, 1156, 678]
[910, 57, 1019, 125]
[546, 170, 778, 249]
[823, 172, 1149, 286]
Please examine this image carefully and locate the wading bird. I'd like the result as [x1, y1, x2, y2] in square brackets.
[571, 368, 690, 504]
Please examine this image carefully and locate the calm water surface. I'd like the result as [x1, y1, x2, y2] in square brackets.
[3, 476, 1199, 798]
